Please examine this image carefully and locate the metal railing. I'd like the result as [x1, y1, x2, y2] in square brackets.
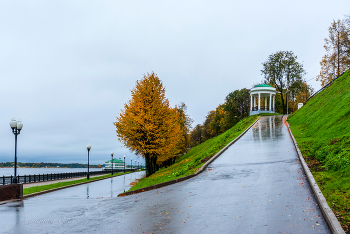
[1, 169, 135, 185]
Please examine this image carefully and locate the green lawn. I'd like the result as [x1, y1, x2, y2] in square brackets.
[128, 115, 259, 192]
[23, 171, 133, 195]
[288, 70, 350, 232]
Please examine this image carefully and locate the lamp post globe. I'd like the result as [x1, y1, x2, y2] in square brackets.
[111, 152, 114, 175]
[9, 118, 23, 184]
[86, 144, 91, 180]
[123, 155, 126, 173]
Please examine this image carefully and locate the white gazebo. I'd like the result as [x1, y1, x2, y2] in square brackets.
[250, 84, 277, 116]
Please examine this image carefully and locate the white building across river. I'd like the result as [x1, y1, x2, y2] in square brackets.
[104, 158, 126, 170]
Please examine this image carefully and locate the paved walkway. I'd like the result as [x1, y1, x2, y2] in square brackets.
[0, 116, 330, 233]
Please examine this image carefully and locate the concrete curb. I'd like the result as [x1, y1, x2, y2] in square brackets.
[118, 116, 260, 197]
[0, 172, 136, 205]
[285, 117, 345, 234]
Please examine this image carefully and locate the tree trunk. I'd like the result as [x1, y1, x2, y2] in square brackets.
[145, 153, 151, 177]
[280, 91, 285, 114]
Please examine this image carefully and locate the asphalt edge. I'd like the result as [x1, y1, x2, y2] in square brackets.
[0, 172, 135, 206]
[285, 117, 345, 234]
[117, 116, 260, 197]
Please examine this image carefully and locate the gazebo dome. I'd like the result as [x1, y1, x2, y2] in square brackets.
[254, 84, 273, 88]
[250, 84, 276, 94]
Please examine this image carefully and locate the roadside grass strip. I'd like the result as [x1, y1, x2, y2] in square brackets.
[127, 115, 259, 193]
[288, 70, 350, 232]
[23, 171, 133, 196]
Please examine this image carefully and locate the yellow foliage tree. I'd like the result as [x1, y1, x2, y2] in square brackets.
[114, 72, 183, 176]
[288, 82, 314, 112]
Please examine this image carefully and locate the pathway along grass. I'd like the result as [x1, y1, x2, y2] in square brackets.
[23, 171, 133, 195]
[288, 70, 350, 233]
[129, 115, 260, 192]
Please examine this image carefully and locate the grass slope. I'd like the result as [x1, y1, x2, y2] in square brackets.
[288, 70, 350, 232]
[129, 115, 259, 192]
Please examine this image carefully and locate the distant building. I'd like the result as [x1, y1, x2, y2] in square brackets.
[250, 84, 277, 116]
[103, 158, 126, 170]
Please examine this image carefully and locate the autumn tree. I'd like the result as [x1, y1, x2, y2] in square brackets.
[289, 82, 314, 112]
[317, 19, 350, 86]
[261, 51, 306, 114]
[202, 110, 216, 140]
[163, 102, 193, 166]
[114, 72, 183, 176]
[211, 105, 228, 136]
[224, 88, 250, 120]
[189, 124, 204, 146]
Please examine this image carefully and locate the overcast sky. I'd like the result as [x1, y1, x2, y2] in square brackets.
[0, 1, 349, 165]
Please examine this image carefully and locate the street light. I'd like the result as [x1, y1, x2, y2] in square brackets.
[123, 155, 126, 173]
[131, 158, 133, 170]
[86, 144, 91, 179]
[111, 152, 114, 175]
[138, 161, 140, 170]
[9, 118, 23, 184]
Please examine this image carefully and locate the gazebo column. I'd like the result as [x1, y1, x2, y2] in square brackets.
[258, 93, 261, 111]
[254, 96, 256, 109]
[269, 94, 272, 111]
[250, 95, 253, 111]
[265, 96, 267, 110]
[273, 95, 275, 112]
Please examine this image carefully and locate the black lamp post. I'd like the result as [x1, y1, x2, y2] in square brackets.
[138, 161, 139, 170]
[9, 118, 23, 184]
[111, 152, 114, 175]
[131, 158, 133, 170]
[123, 155, 126, 173]
[86, 144, 91, 179]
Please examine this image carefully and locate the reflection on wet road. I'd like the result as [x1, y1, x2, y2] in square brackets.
[0, 116, 331, 233]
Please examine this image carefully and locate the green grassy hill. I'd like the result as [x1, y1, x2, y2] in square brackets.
[288, 70, 350, 232]
[128, 115, 259, 192]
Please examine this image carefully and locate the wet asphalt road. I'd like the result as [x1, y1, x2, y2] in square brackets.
[0, 116, 330, 234]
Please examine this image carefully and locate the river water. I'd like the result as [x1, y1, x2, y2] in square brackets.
[0, 167, 103, 176]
